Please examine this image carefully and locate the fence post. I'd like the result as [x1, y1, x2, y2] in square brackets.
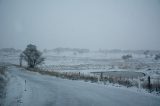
[138, 76, 141, 91]
[98, 76, 100, 84]
[100, 72, 103, 80]
[148, 76, 151, 92]
[24, 80, 27, 91]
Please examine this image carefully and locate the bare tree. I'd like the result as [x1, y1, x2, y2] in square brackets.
[21, 44, 45, 68]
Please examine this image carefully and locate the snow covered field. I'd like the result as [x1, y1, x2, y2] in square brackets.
[0, 50, 160, 105]
[4, 66, 160, 106]
[0, 50, 160, 79]
[39, 51, 160, 78]
[0, 53, 160, 105]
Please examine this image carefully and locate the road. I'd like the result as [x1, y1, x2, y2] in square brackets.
[4, 66, 160, 106]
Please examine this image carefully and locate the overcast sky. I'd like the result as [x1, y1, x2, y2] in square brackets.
[0, 0, 160, 50]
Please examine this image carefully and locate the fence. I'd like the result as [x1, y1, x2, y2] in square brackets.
[91, 71, 160, 92]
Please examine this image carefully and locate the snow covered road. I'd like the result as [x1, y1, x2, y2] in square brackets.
[4, 66, 160, 106]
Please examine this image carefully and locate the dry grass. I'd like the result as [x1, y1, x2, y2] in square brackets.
[0, 66, 7, 105]
[142, 80, 160, 93]
[0, 66, 6, 76]
[102, 76, 133, 87]
[26, 67, 98, 83]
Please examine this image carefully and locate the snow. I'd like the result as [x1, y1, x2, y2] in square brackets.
[0, 51, 160, 77]
[40, 52, 160, 76]
[4, 66, 160, 106]
[1, 50, 160, 105]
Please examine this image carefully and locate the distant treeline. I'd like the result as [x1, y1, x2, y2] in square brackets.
[1, 47, 159, 55]
[43, 47, 90, 53]
[0, 48, 21, 53]
[98, 49, 160, 55]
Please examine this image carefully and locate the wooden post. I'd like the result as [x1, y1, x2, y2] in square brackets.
[19, 53, 24, 67]
[100, 72, 103, 80]
[98, 76, 100, 84]
[78, 72, 80, 79]
[138, 76, 141, 91]
[24, 80, 27, 91]
[19, 58, 22, 67]
[148, 76, 151, 92]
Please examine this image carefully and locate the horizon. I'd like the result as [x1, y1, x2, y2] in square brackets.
[0, 46, 160, 52]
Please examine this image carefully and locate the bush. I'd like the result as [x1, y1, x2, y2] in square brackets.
[122, 54, 132, 60]
[155, 53, 160, 60]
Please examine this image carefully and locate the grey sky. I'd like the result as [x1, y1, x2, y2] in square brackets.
[0, 0, 160, 50]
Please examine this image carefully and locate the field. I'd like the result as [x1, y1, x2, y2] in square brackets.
[0, 50, 160, 92]
[0, 49, 160, 106]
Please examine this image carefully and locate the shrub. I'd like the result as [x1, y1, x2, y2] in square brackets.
[122, 54, 132, 60]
